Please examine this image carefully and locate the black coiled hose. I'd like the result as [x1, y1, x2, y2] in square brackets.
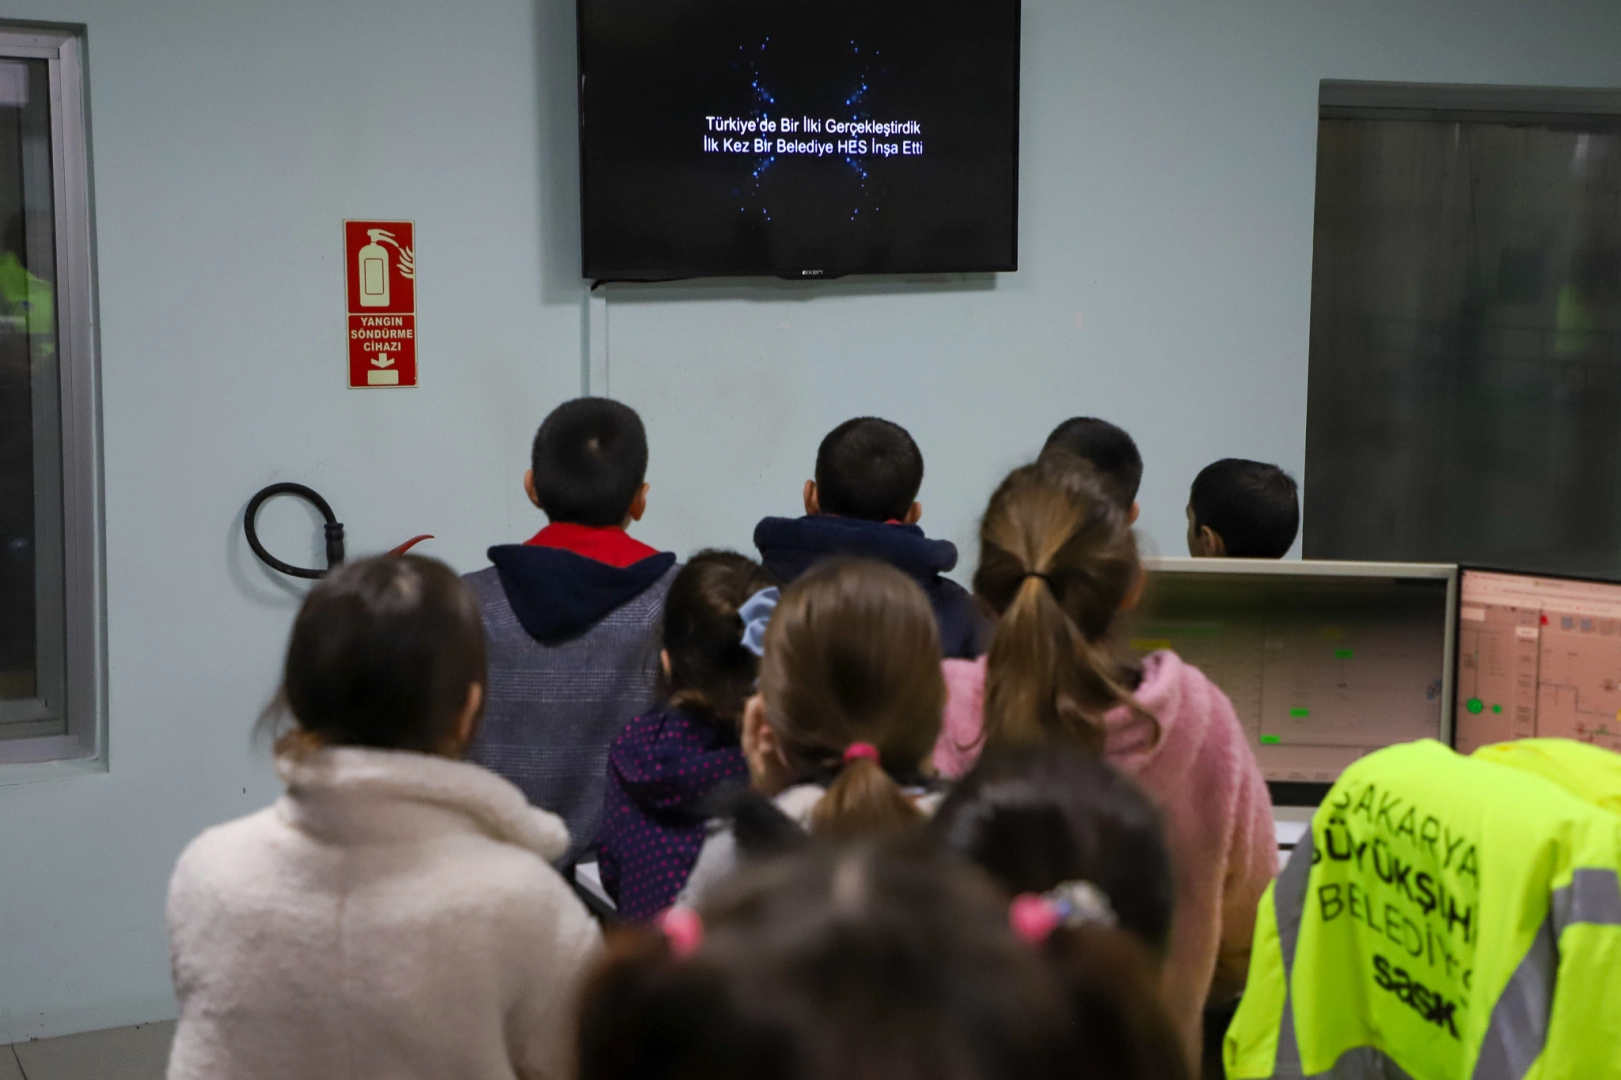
[244, 483, 345, 579]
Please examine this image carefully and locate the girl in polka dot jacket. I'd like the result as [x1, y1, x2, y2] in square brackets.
[596, 550, 777, 921]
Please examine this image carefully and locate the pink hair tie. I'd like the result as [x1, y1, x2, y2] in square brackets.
[843, 742, 881, 765]
[659, 906, 704, 958]
[1009, 894, 1062, 945]
[1010, 881, 1116, 946]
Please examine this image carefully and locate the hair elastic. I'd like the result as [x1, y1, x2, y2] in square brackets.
[739, 587, 780, 658]
[659, 906, 705, 958]
[1008, 880, 1117, 945]
[1009, 894, 1063, 944]
[1018, 571, 1052, 586]
[842, 742, 881, 765]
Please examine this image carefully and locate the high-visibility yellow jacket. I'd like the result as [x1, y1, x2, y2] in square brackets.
[1473, 738, 1621, 819]
[1226, 739, 1621, 1079]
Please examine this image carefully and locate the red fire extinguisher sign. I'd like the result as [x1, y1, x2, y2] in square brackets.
[344, 220, 416, 388]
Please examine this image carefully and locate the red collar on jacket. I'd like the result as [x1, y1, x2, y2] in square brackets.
[524, 522, 660, 568]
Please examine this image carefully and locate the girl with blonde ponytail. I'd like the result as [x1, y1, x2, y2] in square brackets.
[974, 453, 1152, 752]
[934, 451, 1277, 1071]
[677, 558, 947, 903]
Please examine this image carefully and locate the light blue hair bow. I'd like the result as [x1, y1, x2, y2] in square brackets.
[739, 587, 780, 658]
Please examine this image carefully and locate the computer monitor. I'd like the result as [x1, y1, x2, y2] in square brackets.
[1130, 558, 1457, 804]
[1454, 568, 1621, 755]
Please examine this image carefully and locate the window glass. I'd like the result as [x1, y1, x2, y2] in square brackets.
[0, 55, 62, 740]
[1306, 109, 1621, 575]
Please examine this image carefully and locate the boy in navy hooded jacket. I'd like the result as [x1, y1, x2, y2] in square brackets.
[464, 398, 677, 866]
[754, 417, 984, 659]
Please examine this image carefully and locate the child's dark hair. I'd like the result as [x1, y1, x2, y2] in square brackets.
[1042, 417, 1143, 511]
[662, 550, 776, 727]
[759, 558, 944, 839]
[814, 416, 924, 522]
[262, 554, 486, 755]
[578, 839, 1189, 1080]
[530, 397, 649, 527]
[1188, 458, 1299, 558]
[931, 743, 1174, 957]
[975, 453, 1154, 754]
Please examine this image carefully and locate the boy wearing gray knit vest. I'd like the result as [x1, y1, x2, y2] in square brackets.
[464, 398, 677, 867]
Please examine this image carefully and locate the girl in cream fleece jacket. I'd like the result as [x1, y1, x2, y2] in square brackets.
[166, 555, 602, 1080]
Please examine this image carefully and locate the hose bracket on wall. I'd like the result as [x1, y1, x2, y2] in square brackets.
[245, 483, 345, 579]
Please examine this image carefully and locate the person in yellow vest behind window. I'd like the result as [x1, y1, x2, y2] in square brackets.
[0, 213, 54, 351]
[1225, 738, 1621, 1079]
[0, 211, 51, 700]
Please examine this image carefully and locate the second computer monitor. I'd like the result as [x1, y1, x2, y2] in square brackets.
[1455, 568, 1621, 754]
[1132, 558, 1456, 798]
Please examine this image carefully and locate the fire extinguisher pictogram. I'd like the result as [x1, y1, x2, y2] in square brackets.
[356, 228, 414, 308]
[359, 231, 391, 307]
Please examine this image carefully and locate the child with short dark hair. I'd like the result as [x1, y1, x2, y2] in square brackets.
[579, 839, 1190, 1080]
[1043, 416, 1143, 522]
[931, 743, 1175, 962]
[466, 397, 678, 867]
[168, 556, 601, 1080]
[596, 550, 776, 922]
[753, 416, 983, 658]
[1186, 459, 1299, 559]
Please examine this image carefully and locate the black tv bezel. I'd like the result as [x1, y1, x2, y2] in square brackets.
[1450, 562, 1621, 752]
[574, 0, 1022, 284]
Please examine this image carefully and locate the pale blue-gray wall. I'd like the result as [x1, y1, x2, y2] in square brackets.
[0, 0, 1617, 1042]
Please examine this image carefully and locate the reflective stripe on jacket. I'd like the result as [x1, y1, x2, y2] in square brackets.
[1226, 739, 1621, 1079]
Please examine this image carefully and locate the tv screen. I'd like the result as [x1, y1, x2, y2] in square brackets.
[577, 0, 1020, 281]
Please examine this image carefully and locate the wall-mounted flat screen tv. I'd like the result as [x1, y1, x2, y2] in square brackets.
[578, 0, 1021, 281]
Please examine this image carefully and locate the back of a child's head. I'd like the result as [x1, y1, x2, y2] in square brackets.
[814, 416, 924, 522]
[759, 558, 944, 838]
[1188, 458, 1299, 558]
[578, 839, 1188, 1080]
[662, 550, 776, 728]
[975, 454, 1150, 752]
[531, 397, 648, 526]
[931, 743, 1174, 958]
[1042, 417, 1142, 512]
[268, 554, 486, 756]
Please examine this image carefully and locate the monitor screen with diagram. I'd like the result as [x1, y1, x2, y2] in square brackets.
[1129, 560, 1454, 795]
[1455, 569, 1621, 754]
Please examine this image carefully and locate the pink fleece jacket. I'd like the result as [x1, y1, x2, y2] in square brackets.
[934, 650, 1277, 1063]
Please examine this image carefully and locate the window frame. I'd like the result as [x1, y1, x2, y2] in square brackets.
[0, 23, 104, 774]
[1320, 79, 1621, 125]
